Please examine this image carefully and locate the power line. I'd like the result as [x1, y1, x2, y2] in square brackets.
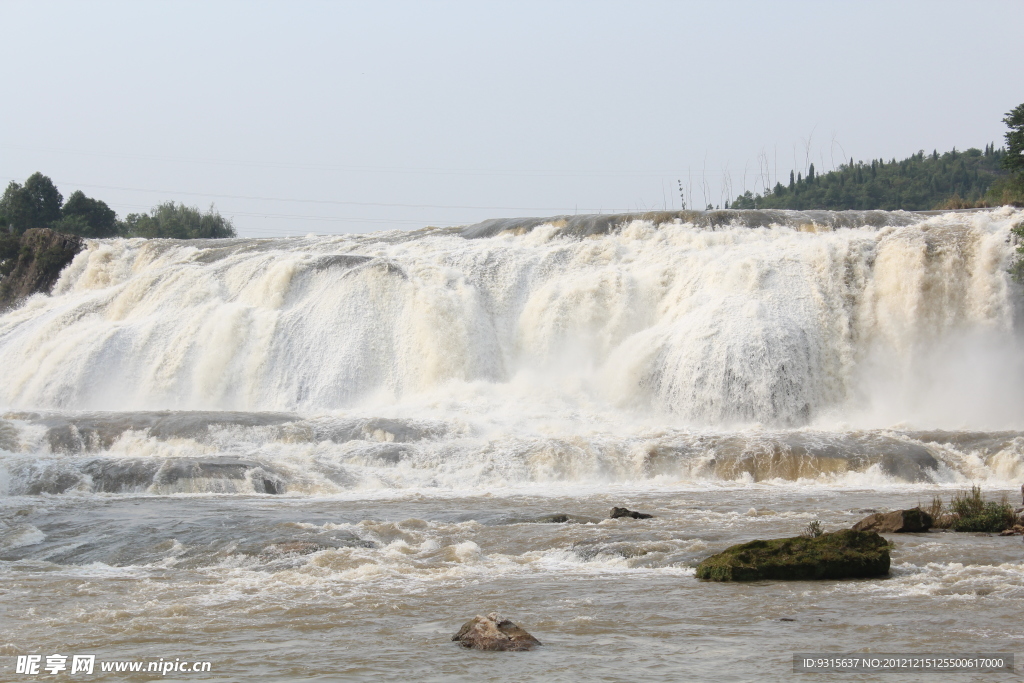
[1, 176, 635, 225]
[13, 177, 606, 213]
[0, 143, 739, 177]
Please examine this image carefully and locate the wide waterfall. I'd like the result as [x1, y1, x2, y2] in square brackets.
[2, 208, 1024, 495]
[2, 208, 1023, 421]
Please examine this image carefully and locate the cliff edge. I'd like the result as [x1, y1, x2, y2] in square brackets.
[0, 229, 84, 311]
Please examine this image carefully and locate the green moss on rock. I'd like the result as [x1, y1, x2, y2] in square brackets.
[696, 529, 891, 582]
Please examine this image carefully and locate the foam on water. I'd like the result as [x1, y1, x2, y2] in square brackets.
[1, 209, 1022, 424]
[2, 209, 1024, 496]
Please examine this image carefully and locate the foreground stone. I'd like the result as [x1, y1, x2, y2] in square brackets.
[696, 530, 891, 581]
[0, 229, 83, 310]
[852, 508, 932, 533]
[452, 613, 541, 651]
[609, 506, 653, 519]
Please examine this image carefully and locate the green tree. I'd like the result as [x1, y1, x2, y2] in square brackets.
[989, 102, 1024, 207]
[121, 202, 236, 239]
[56, 190, 120, 238]
[0, 172, 63, 234]
[1003, 102, 1024, 175]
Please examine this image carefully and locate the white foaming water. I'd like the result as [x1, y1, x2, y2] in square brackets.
[1, 209, 1024, 495]
[0, 208, 1020, 427]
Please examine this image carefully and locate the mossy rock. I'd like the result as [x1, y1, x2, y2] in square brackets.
[696, 529, 891, 581]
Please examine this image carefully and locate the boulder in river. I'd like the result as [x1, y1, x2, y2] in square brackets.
[696, 529, 891, 581]
[852, 508, 932, 533]
[452, 612, 541, 651]
[609, 506, 653, 519]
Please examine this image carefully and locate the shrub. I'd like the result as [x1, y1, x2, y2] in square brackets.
[948, 486, 1016, 532]
[801, 520, 823, 538]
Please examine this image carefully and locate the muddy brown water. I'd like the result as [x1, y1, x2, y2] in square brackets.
[2, 487, 1022, 681]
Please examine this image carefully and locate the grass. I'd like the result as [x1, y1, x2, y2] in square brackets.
[925, 486, 1017, 532]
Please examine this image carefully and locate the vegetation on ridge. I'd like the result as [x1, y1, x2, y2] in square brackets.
[0, 173, 236, 239]
[726, 103, 1024, 211]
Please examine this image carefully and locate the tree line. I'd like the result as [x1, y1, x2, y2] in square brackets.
[0, 173, 236, 239]
[728, 103, 1024, 211]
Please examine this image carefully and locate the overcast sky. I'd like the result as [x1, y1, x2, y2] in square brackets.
[2, 0, 1022, 237]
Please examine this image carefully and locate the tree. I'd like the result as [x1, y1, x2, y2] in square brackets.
[57, 190, 120, 238]
[0, 172, 62, 234]
[121, 202, 236, 239]
[1003, 103, 1024, 175]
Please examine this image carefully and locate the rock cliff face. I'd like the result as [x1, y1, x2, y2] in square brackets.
[0, 229, 84, 310]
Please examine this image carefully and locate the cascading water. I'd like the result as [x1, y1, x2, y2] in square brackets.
[1, 208, 1024, 494]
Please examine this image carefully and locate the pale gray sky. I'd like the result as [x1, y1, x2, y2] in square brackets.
[2, 0, 1022, 236]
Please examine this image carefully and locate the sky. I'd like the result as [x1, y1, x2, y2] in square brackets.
[1, 0, 1023, 237]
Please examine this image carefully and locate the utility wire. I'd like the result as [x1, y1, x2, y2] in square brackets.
[0, 143, 738, 177]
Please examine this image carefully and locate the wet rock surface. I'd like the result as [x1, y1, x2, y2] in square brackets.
[696, 529, 891, 581]
[529, 513, 602, 524]
[452, 613, 541, 651]
[852, 508, 933, 533]
[609, 506, 653, 519]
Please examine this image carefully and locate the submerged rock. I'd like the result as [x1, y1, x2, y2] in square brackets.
[531, 513, 601, 524]
[696, 529, 891, 581]
[260, 541, 330, 555]
[852, 508, 932, 533]
[609, 506, 653, 519]
[451, 613, 541, 651]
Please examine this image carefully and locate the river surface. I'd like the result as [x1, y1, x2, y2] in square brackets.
[2, 208, 1024, 680]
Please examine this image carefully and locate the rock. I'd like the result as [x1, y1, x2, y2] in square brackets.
[998, 525, 1024, 536]
[0, 228, 84, 310]
[261, 541, 329, 555]
[852, 508, 932, 533]
[695, 529, 891, 581]
[451, 613, 541, 651]
[531, 514, 601, 524]
[609, 506, 653, 519]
